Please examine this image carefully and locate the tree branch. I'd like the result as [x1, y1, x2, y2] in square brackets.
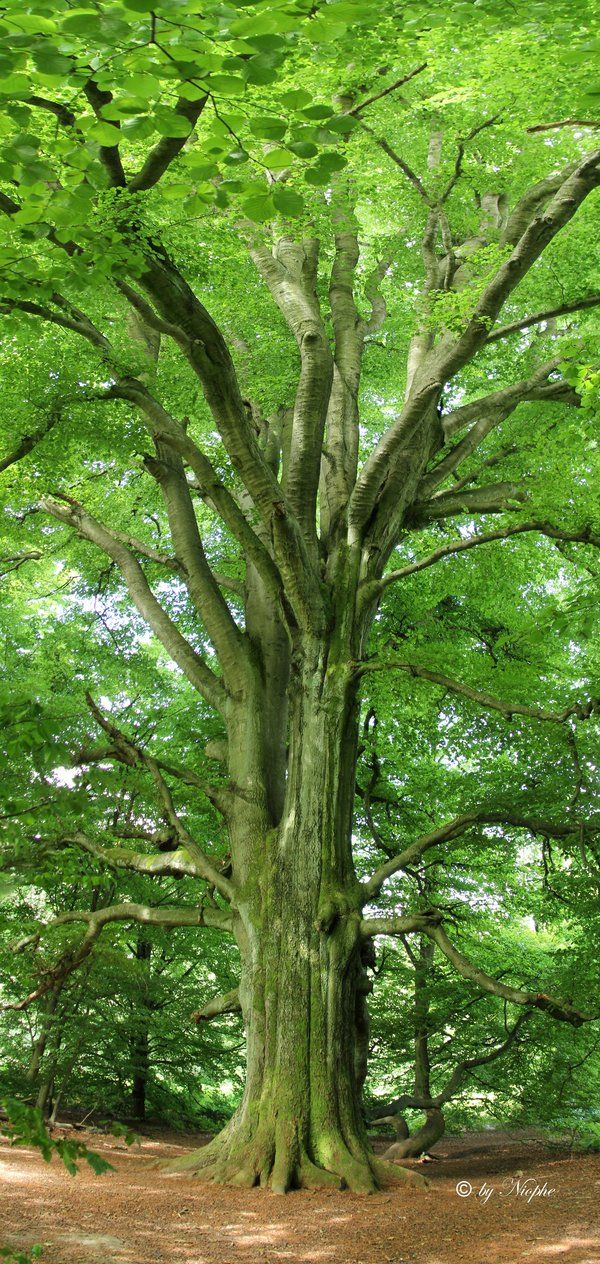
[426, 924, 595, 1027]
[144, 446, 251, 691]
[420, 360, 571, 494]
[363, 811, 596, 898]
[347, 63, 427, 117]
[368, 521, 599, 596]
[7, 901, 232, 1011]
[129, 97, 208, 192]
[0, 403, 62, 474]
[440, 114, 502, 204]
[82, 80, 127, 187]
[192, 987, 241, 1022]
[486, 294, 600, 343]
[248, 236, 333, 551]
[361, 917, 595, 1026]
[409, 482, 527, 523]
[56, 832, 205, 880]
[356, 660, 598, 725]
[41, 495, 227, 715]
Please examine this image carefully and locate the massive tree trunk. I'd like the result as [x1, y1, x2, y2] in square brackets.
[173, 638, 400, 1192]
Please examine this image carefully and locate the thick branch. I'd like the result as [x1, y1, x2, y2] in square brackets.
[192, 987, 241, 1023]
[410, 482, 527, 523]
[109, 379, 283, 610]
[57, 833, 204, 880]
[441, 361, 573, 439]
[446, 149, 600, 370]
[139, 248, 322, 630]
[82, 80, 127, 187]
[249, 237, 333, 550]
[144, 447, 251, 690]
[129, 97, 208, 192]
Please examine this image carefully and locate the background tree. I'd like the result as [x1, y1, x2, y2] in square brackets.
[0, 0, 599, 1192]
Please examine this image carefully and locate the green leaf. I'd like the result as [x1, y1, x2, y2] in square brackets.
[61, 11, 99, 36]
[241, 190, 274, 222]
[263, 147, 292, 170]
[208, 75, 246, 97]
[249, 117, 288, 141]
[301, 104, 334, 120]
[288, 140, 318, 158]
[272, 185, 305, 217]
[88, 122, 122, 147]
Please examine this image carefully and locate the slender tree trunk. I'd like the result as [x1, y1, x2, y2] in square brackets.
[25, 982, 62, 1088]
[384, 938, 446, 1160]
[131, 935, 152, 1122]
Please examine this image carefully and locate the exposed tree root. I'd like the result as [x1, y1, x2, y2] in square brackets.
[164, 1124, 429, 1193]
[369, 1155, 429, 1189]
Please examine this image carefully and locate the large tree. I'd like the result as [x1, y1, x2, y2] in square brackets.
[1, 0, 599, 1190]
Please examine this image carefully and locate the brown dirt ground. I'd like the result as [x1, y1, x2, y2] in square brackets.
[1, 1127, 598, 1264]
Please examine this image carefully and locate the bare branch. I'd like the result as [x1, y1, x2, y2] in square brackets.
[426, 924, 595, 1027]
[435, 1011, 533, 1104]
[7, 901, 232, 1011]
[84, 696, 235, 893]
[441, 361, 572, 439]
[361, 916, 595, 1026]
[527, 120, 600, 134]
[357, 121, 434, 206]
[440, 114, 502, 204]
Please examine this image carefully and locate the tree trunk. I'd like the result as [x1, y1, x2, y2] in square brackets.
[131, 936, 152, 1123]
[25, 982, 62, 1088]
[384, 937, 446, 1161]
[171, 642, 415, 1191]
[383, 1108, 445, 1160]
[131, 1032, 150, 1123]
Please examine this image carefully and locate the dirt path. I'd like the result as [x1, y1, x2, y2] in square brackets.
[1, 1128, 598, 1264]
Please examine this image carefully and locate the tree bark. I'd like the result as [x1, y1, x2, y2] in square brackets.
[170, 642, 409, 1191]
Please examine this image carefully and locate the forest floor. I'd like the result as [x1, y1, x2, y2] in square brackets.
[1, 1126, 598, 1264]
